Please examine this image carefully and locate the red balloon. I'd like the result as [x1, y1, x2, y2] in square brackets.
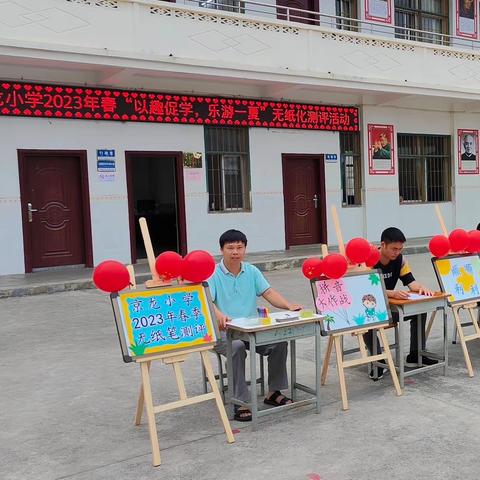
[449, 229, 469, 252]
[322, 254, 348, 279]
[467, 230, 480, 254]
[155, 251, 183, 280]
[428, 235, 450, 258]
[345, 237, 371, 264]
[93, 260, 130, 293]
[365, 244, 381, 268]
[182, 250, 216, 283]
[301, 257, 323, 279]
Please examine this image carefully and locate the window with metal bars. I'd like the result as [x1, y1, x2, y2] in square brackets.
[340, 132, 362, 206]
[205, 126, 251, 212]
[398, 134, 451, 203]
[335, 0, 359, 31]
[394, 0, 449, 45]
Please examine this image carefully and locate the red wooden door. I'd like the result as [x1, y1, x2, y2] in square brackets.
[21, 153, 86, 269]
[277, 0, 319, 24]
[282, 155, 326, 248]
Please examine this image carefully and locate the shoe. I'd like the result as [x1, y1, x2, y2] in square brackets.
[405, 353, 438, 367]
[368, 361, 387, 381]
[233, 407, 252, 422]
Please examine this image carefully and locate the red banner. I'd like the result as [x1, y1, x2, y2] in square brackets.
[0, 81, 359, 132]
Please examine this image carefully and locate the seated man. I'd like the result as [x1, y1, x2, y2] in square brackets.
[208, 229, 301, 422]
[364, 227, 438, 380]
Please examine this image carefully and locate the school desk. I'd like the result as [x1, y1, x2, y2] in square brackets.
[225, 313, 323, 429]
[388, 293, 450, 388]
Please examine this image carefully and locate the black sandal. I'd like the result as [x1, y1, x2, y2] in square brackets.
[234, 407, 252, 422]
[264, 390, 293, 406]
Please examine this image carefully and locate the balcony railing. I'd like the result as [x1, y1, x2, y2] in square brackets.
[168, 0, 480, 51]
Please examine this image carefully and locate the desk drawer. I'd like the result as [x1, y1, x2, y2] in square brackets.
[255, 323, 317, 344]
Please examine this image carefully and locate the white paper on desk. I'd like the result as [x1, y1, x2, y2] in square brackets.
[270, 311, 300, 322]
[407, 293, 432, 301]
[227, 317, 259, 328]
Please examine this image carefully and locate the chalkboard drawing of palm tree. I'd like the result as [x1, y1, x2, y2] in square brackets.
[324, 314, 335, 331]
[130, 341, 148, 356]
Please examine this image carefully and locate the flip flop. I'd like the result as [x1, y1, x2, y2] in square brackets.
[234, 407, 252, 422]
[264, 390, 293, 406]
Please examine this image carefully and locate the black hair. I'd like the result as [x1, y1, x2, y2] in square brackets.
[477, 223, 480, 231]
[219, 229, 248, 248]
[381, 227, 406, 244]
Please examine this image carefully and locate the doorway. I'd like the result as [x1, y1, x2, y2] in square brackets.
[282, 154, 327, 248]
[18, 150, 93, 272]
[126, 152, 187, 263]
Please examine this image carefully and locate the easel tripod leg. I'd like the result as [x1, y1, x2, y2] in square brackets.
[201, 351, 235, 443]
[334, 336, 348, 411]
[454, 308, 474, 377]
[321, 336, 334, 385]
[135, 361, 151, 426]
[378, 328, 402, 397]
[140, 362, 161, 466]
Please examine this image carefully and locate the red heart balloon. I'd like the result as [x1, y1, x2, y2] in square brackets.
[182, 250, 216, 283]
[345, 237, 371, 264]
[322, 254, 348, 279]
[428, 235, 450, 258]
[467, 230, 480, 254]
[155, 251, 183, 280]
[449, 229, 468, 253]
[93, 260, 130, 293]
[365, 244, 380, 268]
[301, 257, 323, 279]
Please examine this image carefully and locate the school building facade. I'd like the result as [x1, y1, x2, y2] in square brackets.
[0, 0, 479, 275]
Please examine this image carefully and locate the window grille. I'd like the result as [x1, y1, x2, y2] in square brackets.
[340, 132, 362, 206]
[335, 0, 359, 31]
[394, 0, 448, 45]
[398, 134, 451, 203]
[205, 126, 251, 212]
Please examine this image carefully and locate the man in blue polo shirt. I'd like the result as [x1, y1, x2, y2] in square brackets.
[208, 229, 302, 422]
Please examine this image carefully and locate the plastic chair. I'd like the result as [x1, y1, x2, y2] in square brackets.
[201, 350, 265, 402]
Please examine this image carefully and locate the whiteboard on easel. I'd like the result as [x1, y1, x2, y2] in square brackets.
[310, 270, 391, 335]
[432, 254, 480, 305]
[111, 283, 218, 362]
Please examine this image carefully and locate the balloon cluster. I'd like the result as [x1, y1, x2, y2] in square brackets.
[429, 229, 480, 258]
[92, 250, 216, 293]
[301, 237, 380, 280]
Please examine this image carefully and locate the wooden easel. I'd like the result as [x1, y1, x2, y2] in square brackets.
[129, 218, 234, 466]
[425, 205, 480, 377]
[319, 206, 402, 410]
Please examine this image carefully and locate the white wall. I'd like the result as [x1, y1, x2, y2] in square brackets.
[2, 105, 480, 274]
[0, 117, 205, 274]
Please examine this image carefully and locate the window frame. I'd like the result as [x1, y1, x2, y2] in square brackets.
[397, 133, 452, 204]
[204, 126, 252, 214]
[394, 0, 449, 45]
[340, 131, 363, 207]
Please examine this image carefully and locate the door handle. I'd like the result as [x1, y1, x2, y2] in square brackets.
[27, 202, 38, 223]
[313, 194, 318, 209]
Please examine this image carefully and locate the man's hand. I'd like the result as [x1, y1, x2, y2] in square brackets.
[417, 285, 434, 296]
[389, 290, 409, 300]
[214, 307, 230, 331]
[287, 303, 303, 311]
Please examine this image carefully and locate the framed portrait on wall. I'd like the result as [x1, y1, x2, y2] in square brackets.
[368, 124, 395, 175]
[458, 129, 479, 174]
[365, 0, 392, 23]
[456, 0, 478, 39]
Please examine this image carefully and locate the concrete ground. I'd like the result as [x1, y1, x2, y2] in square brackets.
[2, 252, 480, 480]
